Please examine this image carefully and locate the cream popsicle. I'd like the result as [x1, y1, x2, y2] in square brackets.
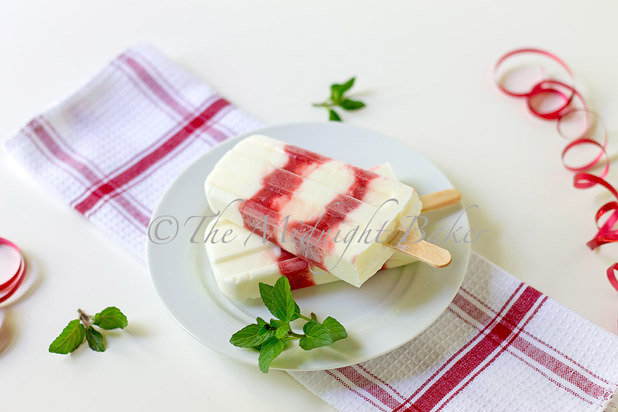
[204, 136, 422, 287]
[205, 163, 419, 300]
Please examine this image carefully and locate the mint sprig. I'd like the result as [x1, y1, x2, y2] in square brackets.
[230, 277, 348, 373]
[313, 76, 366, 122]
[49, 307, 128, 354]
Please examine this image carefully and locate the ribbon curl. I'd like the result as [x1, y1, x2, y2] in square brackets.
[0, 238, 26, 304]
[495, 48, 618, 293]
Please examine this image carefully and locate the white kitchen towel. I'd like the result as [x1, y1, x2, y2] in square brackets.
[4, 45, 618, 412]
[290, 253, 618, 411]
[3, 44, 262, 259]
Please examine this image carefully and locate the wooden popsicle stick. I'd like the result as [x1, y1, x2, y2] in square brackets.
[387, 230, 452, 268]
[420, 189, 461, 213]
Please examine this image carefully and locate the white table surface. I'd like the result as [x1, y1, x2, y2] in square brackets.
[1, 1, 618, 411]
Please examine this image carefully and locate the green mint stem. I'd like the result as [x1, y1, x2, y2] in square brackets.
[78, 309, 92, 328]
[288, 331, 304, 339]
[297, 314, 312, 322]
[312, 101, 337, 108]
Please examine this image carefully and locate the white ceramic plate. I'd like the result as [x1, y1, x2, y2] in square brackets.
[147, 122, 470, 371]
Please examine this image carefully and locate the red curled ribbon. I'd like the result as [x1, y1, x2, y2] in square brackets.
[608, 263, 618, 293]
[573, 174, 618, 250]
[527, 80, 575, 120]
[0, 238, 27, 304]
[495, 48, 618, 294]
[493, 48, 574, 98]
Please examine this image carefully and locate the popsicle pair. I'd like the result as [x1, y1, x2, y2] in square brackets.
[204, 135, 455, 300]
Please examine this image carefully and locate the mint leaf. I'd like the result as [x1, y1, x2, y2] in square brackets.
[293, 302, 301, 320]
[274, 324, 290, 339]
[86, 326, 106, 352]
[322, 316, 348, 342]
[331, 77, 356, 103]
[339, 99, 365, 111]
[258, 283, 276, 316]
[258, 327, 274, 340]
[258, 338, 286, 373]
[340, 77, 355, 93]
[299, 320, 333, 350]
[329, 110, 342, 122]
[269, 319, 288, 328]
[49, 319, 85, 354]
[93, 307, 128, 330]
[230, 324, 273, 348]
[271, 277, 297, 321]
[331, 85, 344, 104]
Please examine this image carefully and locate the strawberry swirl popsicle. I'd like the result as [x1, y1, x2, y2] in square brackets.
[204, 135, 422, 287]
[204, 163, 419, 300]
